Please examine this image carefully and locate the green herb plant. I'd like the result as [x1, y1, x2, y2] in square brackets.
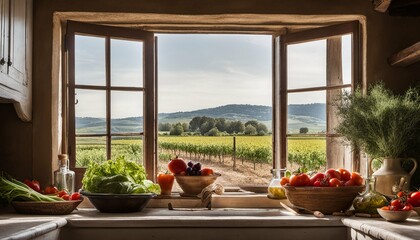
[335, 83, 420, 159]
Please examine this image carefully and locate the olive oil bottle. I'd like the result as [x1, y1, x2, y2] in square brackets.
[53, 154, 75, 194]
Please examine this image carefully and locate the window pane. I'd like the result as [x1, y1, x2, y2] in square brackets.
[287, 40, 326, 89]
[75, 35, 106, 86]
[111, 136, 143, 164]
[111, 91, 143, 134]
[75, 89, 106, 134]
[342, 34, 352, 85]
[287, 91, 326, 134]
[111, 39, 143, 87]
[76, 136, 106, 167]
[287, 137, 326, 172]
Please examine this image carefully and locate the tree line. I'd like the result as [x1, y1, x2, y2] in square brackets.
[158, 116, 269, 136]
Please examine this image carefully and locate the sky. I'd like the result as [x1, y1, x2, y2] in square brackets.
[74, 33, 351, 118]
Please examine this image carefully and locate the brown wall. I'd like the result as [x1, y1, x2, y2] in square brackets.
[0, 0, 419, 186]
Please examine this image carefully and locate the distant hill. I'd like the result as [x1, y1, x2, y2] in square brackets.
[76, 103, 326, 134]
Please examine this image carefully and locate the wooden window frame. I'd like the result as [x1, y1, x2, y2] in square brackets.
[65, 21, 156, 189]
[63, 20, 362, 190]
[276, 21, 362, 171]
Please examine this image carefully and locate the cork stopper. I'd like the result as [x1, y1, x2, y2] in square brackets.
[58, 154, 68, 164]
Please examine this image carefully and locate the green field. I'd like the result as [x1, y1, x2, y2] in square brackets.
[76, 135, 326, 171]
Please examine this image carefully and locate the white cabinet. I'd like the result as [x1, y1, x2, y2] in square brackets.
[0, 0, 32, 121]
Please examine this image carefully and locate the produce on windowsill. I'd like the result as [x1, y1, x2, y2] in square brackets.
[0, 173, 63, 202]
[82, 156, 160, 194]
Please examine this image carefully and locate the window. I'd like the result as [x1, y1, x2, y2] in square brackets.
[276, 21, 361, 171]
[64, 20, 361, 189]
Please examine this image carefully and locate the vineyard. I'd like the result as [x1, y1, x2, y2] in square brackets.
[76, 136, 326, 171]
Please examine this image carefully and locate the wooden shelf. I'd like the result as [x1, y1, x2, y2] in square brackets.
[388, 41, 420, 67]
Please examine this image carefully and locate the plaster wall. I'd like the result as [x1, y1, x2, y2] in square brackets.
[0, 0, 419, 186]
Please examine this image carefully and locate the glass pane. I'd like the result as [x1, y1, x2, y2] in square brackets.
[75, 35, 106, 86]
[111, 39, 143, 87]
[342, 34, 352, 85]
[287, 39, 326, 89]
[287, 137, 326, 172]
[76, 136, 106, 167]
[287, 91, 326, 134]
[75, 89, 106, 135]
[111, 136, 143, 165]
[111, 91, 143, 134]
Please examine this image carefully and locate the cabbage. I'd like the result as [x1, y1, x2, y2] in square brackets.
[82, 156, 160, 194]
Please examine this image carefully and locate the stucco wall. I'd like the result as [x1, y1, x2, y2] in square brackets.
[0, 0, 419, 186]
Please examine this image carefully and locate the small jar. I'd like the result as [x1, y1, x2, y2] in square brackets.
[267, 169, 286, 199]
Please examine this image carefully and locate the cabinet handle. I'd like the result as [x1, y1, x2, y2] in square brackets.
[0, 58, 5, 65]
[7, 60, 12, 67]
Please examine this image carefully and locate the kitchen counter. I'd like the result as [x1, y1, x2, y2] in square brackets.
[1, 207, 419, 240]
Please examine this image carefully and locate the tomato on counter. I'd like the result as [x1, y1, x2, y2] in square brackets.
[24, 179, 41, 192]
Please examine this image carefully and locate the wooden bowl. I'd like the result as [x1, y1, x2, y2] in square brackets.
[377, 208, 412, 222]
[283, 185, 364, 214]
[11, 199, 82, 215]
[175, 174, 220, 196]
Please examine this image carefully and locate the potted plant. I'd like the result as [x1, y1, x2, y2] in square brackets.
[335, 83, 420, 195]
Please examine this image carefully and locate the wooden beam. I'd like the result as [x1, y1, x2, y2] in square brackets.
[373, 0, 393, 12]
[388, 41, 420, 67]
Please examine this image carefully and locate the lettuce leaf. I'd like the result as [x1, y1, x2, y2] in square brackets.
[82, 156, 160, 194]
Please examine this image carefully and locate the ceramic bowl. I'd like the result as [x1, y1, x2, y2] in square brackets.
[175, 173, 220, 196]
[11, 199, 82, 215]
[414, 207, 420, 216]
[377, 208, 412, 222]
[81, 190, 155, 213]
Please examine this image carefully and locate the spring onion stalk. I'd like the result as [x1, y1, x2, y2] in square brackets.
[0, 174, 63, 202]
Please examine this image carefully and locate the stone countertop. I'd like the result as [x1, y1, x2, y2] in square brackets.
[1, 208, 419, 240]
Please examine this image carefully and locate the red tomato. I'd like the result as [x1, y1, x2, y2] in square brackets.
[70, 192, 81, 201]
[201, 168, 214, 176]
[289, 173, 311, 187]
[337, 168, 351, 181]
[407, 192, 420, 207]
[325, 169, 342, 180]
[329, 178, 342, 187]
[157, 172, 175, 195]
[167, 156, 187, 174]
[310, 173, 326, 185]
[24, 179, 41, 192]
[44, 185, 59, 195]
[350, 172, 364, 186]
[57, 190, 68, 197]
[62, 194, 70, 200]
[402, 203, 413, 211]
[280, 177, 289, 186]
[344, 179, 357, 186]
[390, 199, 403, 210]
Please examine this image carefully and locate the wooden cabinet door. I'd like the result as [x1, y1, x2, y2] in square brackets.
[8, 0, 29, 88]
[0, 0, 9, 75]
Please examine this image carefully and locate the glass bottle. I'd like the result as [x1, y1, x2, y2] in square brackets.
[353, 177, 388, 215]
[267, 169, 286, 199]
[53, 154, 75, 194]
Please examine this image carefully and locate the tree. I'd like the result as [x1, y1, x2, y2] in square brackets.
[158, 122, 172, 131]
[215, 118, 228, 132]
[170, 123, 184, 135]
[205, 127, 220, 136]
[189, 116, 202, 132]
[244, 125, 257, 135]
[227, 120, 245, 134]
[200, 118, 216, 135]
[299, 127, 309, 134]
[256, 123, 268, 134]
[182, 122, 189, 132]
[245, 120, 259, 128]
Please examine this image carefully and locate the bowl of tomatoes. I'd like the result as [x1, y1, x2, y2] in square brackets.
[282, 168, 365, 214]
